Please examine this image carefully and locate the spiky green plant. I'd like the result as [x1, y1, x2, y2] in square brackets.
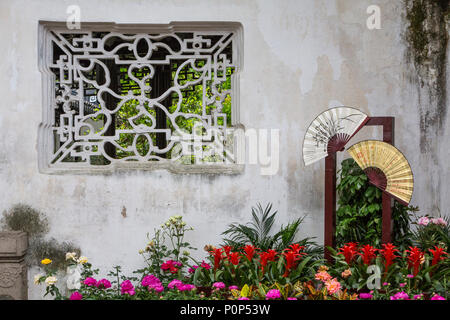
[221, 203, 321, 255]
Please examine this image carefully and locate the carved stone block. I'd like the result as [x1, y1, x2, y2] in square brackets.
[0, 232, 28, 300]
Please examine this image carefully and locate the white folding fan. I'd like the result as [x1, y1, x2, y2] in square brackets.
[302, 107, 369, 166]
[347, 140, 414, 205]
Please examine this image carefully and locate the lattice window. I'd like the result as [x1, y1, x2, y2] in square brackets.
[38, 21, 243, 173]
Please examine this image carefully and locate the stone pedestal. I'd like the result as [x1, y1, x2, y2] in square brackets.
[0, 232, 28, 300]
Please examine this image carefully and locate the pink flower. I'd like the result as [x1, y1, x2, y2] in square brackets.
[390, 291, 409, 300]
[238, 297, 249, 300]
[359, 293, 373, 299]
[178, 284, 196, 291]
[407, 274, 414, 279]
[188, 266, 198, 274]
[120, 280, 135, 296]
[212, 282, 226, 290]
[436, 218, 447, 226]
[431, 294, 445, 300]
[168, 279, 183, 290]
[325, 278, 341, 295]
[265, 289, 281, 300]
[83, 277, 97, 286]
[69, 291, 82, 300]
[95, 278, 111, 289]
[229, 285, 239, 291]
[315, 271, 332, 282]
[141, 274, 160, 287]
[200, 261, 212, 270]
[431, 218, 447, 226]
[413, 294, 423, 300]
[142, 274, 164, 293]
[287, 297, 297, 300]
[399, 283, 406, 288]
[418, 216, 430, 226]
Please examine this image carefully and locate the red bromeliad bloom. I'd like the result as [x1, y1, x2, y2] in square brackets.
[258, 249, 278, 274]
[429, 246, 448, 266]
[228, 252, 241, 266]
[210, 248, 224, 271]
[406, 246, 424, 276]
[282, 246, 306, 278]
[243, 245, 258, 262]
[223, 245, 233, 257]
[358, 244, 377, 265]
[379, 243, 400, 270]
[338, 242, 359, 265]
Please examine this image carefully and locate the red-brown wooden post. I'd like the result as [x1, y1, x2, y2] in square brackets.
[365, 117, 395, 244]
[324, 153, 337, 262]
[323, 116, 395, 263]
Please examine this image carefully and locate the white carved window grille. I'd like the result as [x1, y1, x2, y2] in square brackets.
[38, 21, 243, 173]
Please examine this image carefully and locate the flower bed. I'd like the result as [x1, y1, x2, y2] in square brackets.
[35, 215, 449, 300]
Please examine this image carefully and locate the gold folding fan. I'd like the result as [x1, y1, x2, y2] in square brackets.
[303, 107, 369, 166]
[347, 140, 414, 205]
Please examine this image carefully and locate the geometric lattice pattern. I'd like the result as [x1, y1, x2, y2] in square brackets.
[38, 21, 243, 172]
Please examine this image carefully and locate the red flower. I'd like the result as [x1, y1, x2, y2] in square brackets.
[161, 260, 182, 274]
[242, 245, 258, 262]
[287, 243, 305, 254]
[379, 243, 400, 270]
[282, 246, 306, 278]
[228, 252, 241, 266]
[429, 246, 448, 266]
[223, 245, 233, 257]
[338, 242, 359, 265]
[210, 248, 224, 271]
[258, 249, 278, 274]
[406, 246, 424, 276]
[358, 244, 377, 265]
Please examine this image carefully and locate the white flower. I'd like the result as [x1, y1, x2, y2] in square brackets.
[77, 256, 88, 264]
[66, 265, 82, 290]
[66, 252, 77, 261]
[45, 276, 57, 286]
[34, 274, 43, 285]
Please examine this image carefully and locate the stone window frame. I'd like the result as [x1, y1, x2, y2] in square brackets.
[37, 21, 244, 174]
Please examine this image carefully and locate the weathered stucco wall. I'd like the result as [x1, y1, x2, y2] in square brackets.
[0, 0, 448, 299]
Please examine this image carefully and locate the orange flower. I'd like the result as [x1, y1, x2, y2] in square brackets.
[325, 278, 341, 295]
[341, 269, 352, 278]
[315, 270, 332, 282]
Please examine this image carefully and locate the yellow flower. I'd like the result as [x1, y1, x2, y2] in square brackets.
[41, 258, 52, 265]
[44, 276, 57, 286]
[318, 265, 329, 272]
[77, 256, 88, 264]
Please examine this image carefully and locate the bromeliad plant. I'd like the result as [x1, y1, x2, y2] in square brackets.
[221, 203, 321, 255]
[190, 243, 321, 288]
[327, 242, 449, 299]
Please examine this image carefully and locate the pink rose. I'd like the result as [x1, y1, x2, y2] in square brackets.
[120, 280, 135, 296]
[212, 282, 226, 290]
[83, 277, 97, 286]
[359, 293, 373, 299]
[96, 278, 111, 289]
[70, 291, 82, 300]
[431, 294, 445, 300]
[265, 289, 281, 300]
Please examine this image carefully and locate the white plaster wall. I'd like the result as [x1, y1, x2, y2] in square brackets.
[0, 0, 447, 299]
